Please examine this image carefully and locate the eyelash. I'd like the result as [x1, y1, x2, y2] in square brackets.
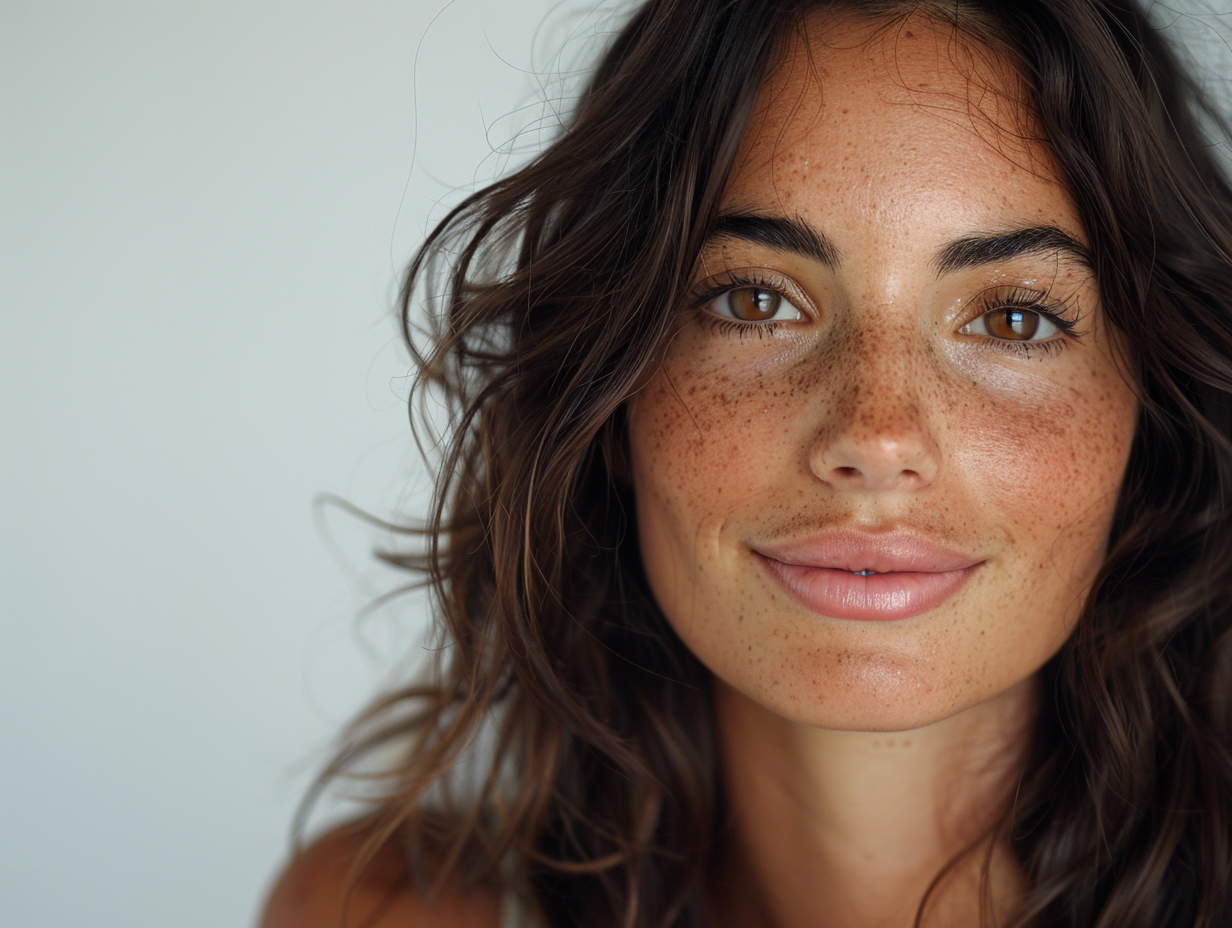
[689, 272, 799, 340]
[690, 276, 1080, 356]
[697, 316, 778, 339]
[966, 286, 1080, 359]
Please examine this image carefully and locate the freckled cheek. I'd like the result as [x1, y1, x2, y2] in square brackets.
[950, 369, 1135, 570]
[630, 360, 799, 515]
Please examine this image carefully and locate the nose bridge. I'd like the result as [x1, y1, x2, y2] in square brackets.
[810, 315, 939, 491]
[857, 324, 930, 432]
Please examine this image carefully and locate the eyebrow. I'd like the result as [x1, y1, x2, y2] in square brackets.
[708, 213, 840, 267]
[707, 212, 1093, 275]
[932, 226, 1094, 274]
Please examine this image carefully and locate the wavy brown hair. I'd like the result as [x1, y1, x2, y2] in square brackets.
[305, 1, 1232, 925]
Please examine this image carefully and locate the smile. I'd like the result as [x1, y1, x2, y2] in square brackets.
[753, 529, 984, 621]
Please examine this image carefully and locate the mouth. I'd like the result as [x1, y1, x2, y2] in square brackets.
[753, 529, 984, 621]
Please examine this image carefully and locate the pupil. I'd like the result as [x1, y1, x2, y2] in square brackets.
[732, 287, 780, 321]
[1005, 309, 1038, 339]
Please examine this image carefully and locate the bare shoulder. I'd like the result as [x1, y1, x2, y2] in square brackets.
[259, 824, 502, 928]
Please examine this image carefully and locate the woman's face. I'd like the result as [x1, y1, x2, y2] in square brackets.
[626, 14, 1138, 731]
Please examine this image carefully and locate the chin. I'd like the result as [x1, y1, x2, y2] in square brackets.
[744, 655, 963, 732]
[696, 612, 1045, 734]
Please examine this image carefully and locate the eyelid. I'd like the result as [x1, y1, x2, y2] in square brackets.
[687, 267, 815, 317]
[956, 285, 1080, 337]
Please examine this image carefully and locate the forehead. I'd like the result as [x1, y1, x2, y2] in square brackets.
[725, 11, 1077, 243]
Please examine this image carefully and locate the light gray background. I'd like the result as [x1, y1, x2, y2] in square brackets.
[3, 2, 1229, 927]
[4, 1, 619, 925]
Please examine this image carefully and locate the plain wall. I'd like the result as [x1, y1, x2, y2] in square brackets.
[3, 1, 618, 924]
[2, 2, 1230, 926]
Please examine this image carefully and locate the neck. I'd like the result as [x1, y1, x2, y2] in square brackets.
[710, 677, 1036, 928]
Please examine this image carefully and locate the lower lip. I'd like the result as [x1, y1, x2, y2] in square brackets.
[759, 557, 979, 621]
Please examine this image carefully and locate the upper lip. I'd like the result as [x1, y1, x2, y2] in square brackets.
[753, 528, 982, 574]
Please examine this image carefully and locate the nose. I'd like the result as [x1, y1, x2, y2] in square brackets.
[808, 351, 940, 493]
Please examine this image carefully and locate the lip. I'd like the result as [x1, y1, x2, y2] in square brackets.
[753, 529, 984, 621]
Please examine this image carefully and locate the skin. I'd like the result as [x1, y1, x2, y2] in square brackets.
[259, 826, 501, 928]
[625, 12, 1139, 928]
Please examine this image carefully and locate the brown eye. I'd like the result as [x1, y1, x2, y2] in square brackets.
[962, 306, 1059, 342]
[727, 287, 782, 321]
[983, 308, 1040, 340]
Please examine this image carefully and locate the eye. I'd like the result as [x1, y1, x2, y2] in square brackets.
[710, 286, 804, 323]
[961, 306, 1060, 341]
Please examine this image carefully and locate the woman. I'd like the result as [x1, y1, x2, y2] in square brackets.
[262, 0, 1232, 925]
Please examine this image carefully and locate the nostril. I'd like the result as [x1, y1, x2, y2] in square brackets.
[813, 437, 938, 490]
